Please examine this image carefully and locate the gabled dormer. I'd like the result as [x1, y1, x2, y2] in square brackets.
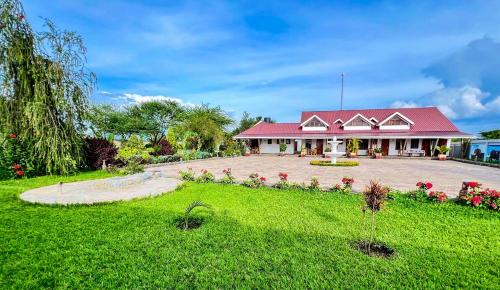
[378, 112, 414, 130]
[300, 115, 329, 131]
[342, 113, 374, 130]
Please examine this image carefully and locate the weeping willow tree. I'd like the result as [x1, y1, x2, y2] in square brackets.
[0, 0, 95, 175]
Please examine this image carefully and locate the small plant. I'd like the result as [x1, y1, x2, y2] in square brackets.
[435, 145, 450, 154]
[196, 169, 215, 183]
[342, 176, 354, 192]
[179, 168, 196, 181]
[373, 147, 382, 154]
[178, 201, 211, 230]
[428, 191, 448, 203]
[274, 172, 291, 189]
[242, 173, 266, 188]
[347, 138, 361, 156]
[119, 156, 144, 175]
[219, 168, 236, 184]
[412, 181, 433, 200]
[358, 180, 392, 257]
[308, 176, 321, 191]
[279, 143, 287, 154]
[459, 182, 499, 210]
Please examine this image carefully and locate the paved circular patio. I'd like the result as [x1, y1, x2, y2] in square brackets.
[147, 156, 500, 196]
[21, 171, 181, 205]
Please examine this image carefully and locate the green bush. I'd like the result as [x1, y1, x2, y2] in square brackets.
[117, 135, 152, 163]
[309, 160, 359, 166]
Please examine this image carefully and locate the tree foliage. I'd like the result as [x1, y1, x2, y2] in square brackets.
[232, 111, 263, 135]
[480, 129, 500, 139]
[0, 0, 95, 174]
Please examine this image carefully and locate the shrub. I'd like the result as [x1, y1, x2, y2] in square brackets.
[0, 133, 34, 179]
[119, 156, 144, 175]
[243, 173, 266, 188]
[412, 181, 433, 201]
[279, 143, 287, 154]
[153, 139, 173, 156]
[307, 176, 321, 191]
[459, 181, 499, 210]
[273, 172, 291, 189]
[428, 191, 448, 203]
[309, 160, 359, 166]
[179, 168, 196, 181]
[195, 151, 213, 159]
[219, 168, 236, 184]
[117, 135, 152, 163]
[83, 137, 118, 169]
[150, 155, 181, 164]
[342, 177, 354, 192]
[196, 169, 215, 183]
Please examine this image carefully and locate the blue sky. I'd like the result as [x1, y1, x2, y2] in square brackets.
[23, 0, 500, 133]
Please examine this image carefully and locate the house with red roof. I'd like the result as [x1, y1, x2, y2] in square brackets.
[235, 107, 471, 157]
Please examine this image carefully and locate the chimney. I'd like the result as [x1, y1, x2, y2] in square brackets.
[263, 117, 272, 123]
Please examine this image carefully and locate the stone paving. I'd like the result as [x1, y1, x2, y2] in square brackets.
[21, 172, 181, 205]
[148, 155, 500, 196]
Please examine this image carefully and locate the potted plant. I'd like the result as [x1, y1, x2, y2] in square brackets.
[300, 144, 307, 157]
[435, 145, 450, 160]
[324, 146, 331, 158]
[373, 147, 382, 159]
[279, 143, 287, 156]
[347, 138, 361, 158]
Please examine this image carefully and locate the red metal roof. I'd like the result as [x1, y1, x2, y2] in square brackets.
[236, 107, 471, 138]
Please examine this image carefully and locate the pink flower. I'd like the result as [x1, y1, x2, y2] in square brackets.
[425, 182, 433, 190]
[260, 176, 266, 182]
[16, 170, 24, 177]
[471, 195, 483, 207]
[428, 191, 436, 197]
[467, 181, 479, 188]
[11, 164, 20, 170]
[278, 172, 288, 181]
[416, 181, 423, 187]
[437, 193, 447, 202]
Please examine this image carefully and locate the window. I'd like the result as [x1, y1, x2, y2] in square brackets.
[286, 139, 291, 144]
[347, 117, 370, 126]
[411, 139, 419, 149]
[267, 139, 272, 144]
[386, 116, 408, 126]
[359, 139, 368, 150]
[304, 117, 325, 127]
[395, 139, 406, 150]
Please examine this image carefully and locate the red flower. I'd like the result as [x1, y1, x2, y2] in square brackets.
[471, 195, 483, 207]
[9, 133, 17, 139]
[16, 170, 24, 177]
[467, 181, 479, 188]
[11, 164, 20, 170]
[437, 192, 447, 202]
[428, 191, 436, 197]
[425, 182, 433, 190]
[416, 181, 423, 187]
[278, 172, 288, 181]
[260, 176, 266, 182]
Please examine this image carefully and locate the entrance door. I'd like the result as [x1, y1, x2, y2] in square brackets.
[381, 139, 389, 156]
[293, 140, 298, 153]
[316, 140, 323, 155]
[422, 139, 430, 156]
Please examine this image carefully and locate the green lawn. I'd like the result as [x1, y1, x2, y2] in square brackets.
[1, 172, 499, 289]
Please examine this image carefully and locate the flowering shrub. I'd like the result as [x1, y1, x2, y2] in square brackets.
[179, 168, 196, 181]
[412, 181, 433, 200]
[0, 133, 34, 179]
[219, 168, 236, 184]
[274, 172, 291, 189]
[428, 191, 448, 203]
[341, 176, 354, 192]
[196, 169, 215, 183]
[243, 173, 266, 188]
[459, 182, 499, 210]
[308, 176, 321, 191]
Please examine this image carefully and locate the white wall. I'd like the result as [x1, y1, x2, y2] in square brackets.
[259, 139, 294, 154]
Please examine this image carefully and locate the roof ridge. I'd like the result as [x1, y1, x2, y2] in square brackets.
[301, 106, 437, 113]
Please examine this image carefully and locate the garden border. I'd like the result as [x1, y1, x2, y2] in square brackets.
[145, 155, 242, 169]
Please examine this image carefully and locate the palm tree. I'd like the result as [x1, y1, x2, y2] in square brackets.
[182, 201, 211, 230]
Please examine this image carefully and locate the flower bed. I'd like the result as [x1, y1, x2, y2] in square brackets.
[309, 160, 359, 167]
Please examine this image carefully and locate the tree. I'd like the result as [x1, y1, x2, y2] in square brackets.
[0, 0, 95, 174]
[232, 111, 263, 135]
[175, 104, 233, 152]
[480, 129, 500, 139]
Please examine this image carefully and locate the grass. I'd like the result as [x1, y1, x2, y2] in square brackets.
[1, 172, 499, 288]
[310, 160, 359, 166]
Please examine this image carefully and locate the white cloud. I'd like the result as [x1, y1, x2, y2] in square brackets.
[391, 86, 500, 120]
[114, 93, 196, 107]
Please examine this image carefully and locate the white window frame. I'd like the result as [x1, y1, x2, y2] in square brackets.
[300, 115, 329, 131]
[342, 113, 374, 131]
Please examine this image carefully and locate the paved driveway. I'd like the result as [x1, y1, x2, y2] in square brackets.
[147, 156, 500, 196]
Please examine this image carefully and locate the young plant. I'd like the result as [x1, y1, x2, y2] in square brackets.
[219, 168, 236, 184]
[362, 180, 389, 252]
[342, 176, 354, 192]
[308, 176, 321, 191]
[412, 181, 433, 200]
[179, 168, 195, 181]
[279, 143, 287, 154]
[274, 172, 291, 189]
[347, 138, 361, 155]
[196, 169, 215, 183]
[181, 201, 211, 230]
[428, 191, 448, 203]
[242, 173, 266, 188]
